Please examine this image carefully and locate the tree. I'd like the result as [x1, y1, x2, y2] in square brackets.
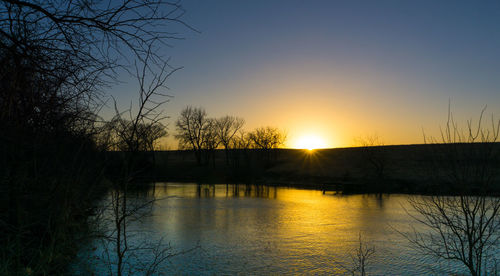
[349, 234, 375, 276]
[248, 126, 286, 150]
[405, 107, 500, 276]
[248, 126, 286, 164]
[354, 134, 387, 190]
[215, 115, 245, 165]
[0, 40, 98, 136]
[99, 118, 167, 152]
[231, 130, 252, 150]
[175, 106, 210, 165]
[0, 1, 190, 273]
[201, 118, 220, 166]
[0, 0, 191, 133]
[227, 130, 252, 169]
[334, 233, 375, 276]
[99, 49, 177, 276]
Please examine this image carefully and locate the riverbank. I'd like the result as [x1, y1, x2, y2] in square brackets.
[118, 143, 500, 195]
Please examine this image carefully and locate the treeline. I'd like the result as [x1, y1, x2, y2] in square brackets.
[0, 1, 185, 274]
[174, 106, 287, 167]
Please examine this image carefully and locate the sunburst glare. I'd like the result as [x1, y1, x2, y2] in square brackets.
[294, 134, 327, 150]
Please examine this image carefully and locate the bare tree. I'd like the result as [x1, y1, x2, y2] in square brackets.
[215, 115, 245, 165]
[248, 126, 287, 165]
[0, 0, 192, 132]
[351, 234, 375, 276]
[201, 118, 221, 166]
[248, 126, 286, 150]
[98, 118, 167, 152]
[354, 134, 387, 190]
[0, 1, 187, 274]
[405, 106, 500, 276]
[0, 1, 191, 274]
[227, 130, 252, 168]
[98, 49, 179, 276]
[175, 106, 210, 165]
[231, 130, 252, 150]
[335, 233, 375, 276]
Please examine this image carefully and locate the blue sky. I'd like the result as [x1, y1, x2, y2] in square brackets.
[108, 0, 500, 148]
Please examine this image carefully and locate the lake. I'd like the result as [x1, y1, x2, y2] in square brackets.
[74, 183, 473, 275]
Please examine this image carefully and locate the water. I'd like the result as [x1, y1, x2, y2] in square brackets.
[74, 183, 477, 275]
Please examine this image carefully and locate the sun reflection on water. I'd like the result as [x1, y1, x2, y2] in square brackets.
[78, 183, 468, 275]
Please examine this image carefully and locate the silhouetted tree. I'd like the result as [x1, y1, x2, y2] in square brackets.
[215, 115, 245, 165]
[175, 106, 210, 165]
[249, 126, 286, 150]
[0, 0, 190, 133]
[248, 126, 286, 164]
[98, 49, 179, 276]
[228, 130, 252, 169]
[201, 118, 220, 166]
[0, 1, 190, 273]
[354, 134, 387, 190]
[350, 234, 375, 276]
[334, 233, 375, 276]
[231, 130, 252, 150]
[99, 118, 167, 152]
[405, 107, 500, 276]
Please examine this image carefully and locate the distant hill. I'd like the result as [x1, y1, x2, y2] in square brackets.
[111, 143, 500, 195]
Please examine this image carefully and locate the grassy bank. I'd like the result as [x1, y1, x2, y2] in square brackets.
[142, 143, 500, 195]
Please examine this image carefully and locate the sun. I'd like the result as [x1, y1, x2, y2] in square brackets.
[294, 134, 327, 150]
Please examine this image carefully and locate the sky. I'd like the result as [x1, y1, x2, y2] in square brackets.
[109, 0, 500, 149]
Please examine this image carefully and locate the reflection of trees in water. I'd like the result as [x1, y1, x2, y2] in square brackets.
[195, 183, 216, 198]
[191, 184, 278, 199]
[370, 193, 388, 210]
[233, 184, 277, 199]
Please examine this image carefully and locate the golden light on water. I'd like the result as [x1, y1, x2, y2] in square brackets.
[293, 134, 327, 150]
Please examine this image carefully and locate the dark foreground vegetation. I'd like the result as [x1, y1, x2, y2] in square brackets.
[0, 0, 190, 274]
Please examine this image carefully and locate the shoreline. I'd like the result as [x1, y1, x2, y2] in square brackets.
[105, 143, 500, 196]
